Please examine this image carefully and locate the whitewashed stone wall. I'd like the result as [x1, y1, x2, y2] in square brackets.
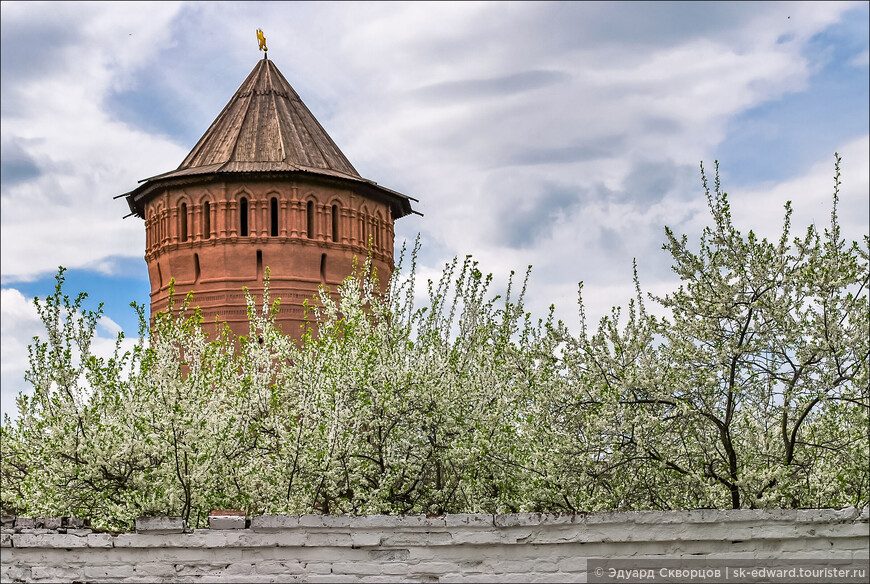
[2, 508, 868, 583]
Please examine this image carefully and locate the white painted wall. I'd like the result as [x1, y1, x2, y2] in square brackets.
[3, 509, 868, 583]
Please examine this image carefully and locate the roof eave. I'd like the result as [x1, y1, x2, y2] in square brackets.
[122, 169, 419, 220]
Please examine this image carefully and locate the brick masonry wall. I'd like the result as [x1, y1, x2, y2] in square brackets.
[2, 509, 868, 583]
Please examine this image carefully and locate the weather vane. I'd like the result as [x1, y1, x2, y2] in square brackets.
[257, 28, 268, 58]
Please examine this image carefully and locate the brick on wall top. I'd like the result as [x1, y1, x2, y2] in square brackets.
[3, 506, 867, 535]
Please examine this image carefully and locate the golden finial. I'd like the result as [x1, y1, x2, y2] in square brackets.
[257, 28, 268, 58]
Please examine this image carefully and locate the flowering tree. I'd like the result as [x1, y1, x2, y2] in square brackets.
[649, 158, 868, 509]
[2, 158, 867, 529]
[541, 157, 868, 511]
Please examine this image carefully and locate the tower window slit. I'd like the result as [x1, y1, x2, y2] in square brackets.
[203, 201, 211, 239]
[240, 197, 249, 237]
[194, 253, 201, 283]
[332, 204, 339, 242]
[257, 249, 263, 281]
[306, 201, 314, 239]
[270, 197, 279, 236]
[320, 253, 326, 286]
[180, 203, 188, 242]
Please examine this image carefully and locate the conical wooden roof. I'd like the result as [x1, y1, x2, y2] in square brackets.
[123, 57, 416, 218]
[176, 57, 360, 178]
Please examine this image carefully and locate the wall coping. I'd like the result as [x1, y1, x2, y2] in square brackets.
[2, 507, 867, 546]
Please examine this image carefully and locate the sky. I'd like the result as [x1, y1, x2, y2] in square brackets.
[2, 1, 868, 422]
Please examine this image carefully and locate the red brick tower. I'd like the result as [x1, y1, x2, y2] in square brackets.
[123, 57, 417, 339]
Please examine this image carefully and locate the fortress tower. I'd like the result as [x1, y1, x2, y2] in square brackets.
[123, 56, 417, 339]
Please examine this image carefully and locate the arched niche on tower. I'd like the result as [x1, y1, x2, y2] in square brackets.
[265, 189, 282, 237]
[325, 196, 344, 244]
[358, 203, 372, 251]
[374, 209, 385, 254]
[231, 188, 254, 238]
[303, 193, 319, 240]
[154, 203, 166, 250]
[197, 192, 215, 240]
[176, 194, 192, 244]
[145, 209, 156, 254]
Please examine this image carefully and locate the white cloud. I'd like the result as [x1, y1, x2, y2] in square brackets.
[0, 287, 137, 424]
[852, 49, 870, 68]
[1, 2, 187, 282]
[1, 288, 43, 422]
[729, 134, 870, 245]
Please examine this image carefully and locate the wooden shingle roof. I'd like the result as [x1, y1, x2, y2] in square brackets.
[123, 58, 417, 219]
[177, 58, 360, 177]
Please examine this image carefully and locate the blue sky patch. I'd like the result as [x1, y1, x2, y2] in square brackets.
[715, 4, 869, 187]
[5, 259, 151, 338]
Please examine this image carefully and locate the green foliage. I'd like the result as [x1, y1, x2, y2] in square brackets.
[2, 158, 867, 530]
